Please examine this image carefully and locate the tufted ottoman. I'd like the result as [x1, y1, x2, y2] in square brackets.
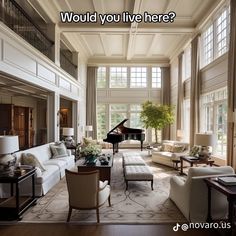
[124, 165, 154, 190]
[123, 155, 146, 167]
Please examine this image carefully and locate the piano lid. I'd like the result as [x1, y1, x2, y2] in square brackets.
[107, 119, 128, 134]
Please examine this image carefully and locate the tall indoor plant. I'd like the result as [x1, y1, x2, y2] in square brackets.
[140, 101, 175, 144]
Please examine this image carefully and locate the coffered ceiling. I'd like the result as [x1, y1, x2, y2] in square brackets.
[27, 0, 219, 63]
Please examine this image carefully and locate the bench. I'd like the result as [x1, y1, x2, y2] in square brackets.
[122, 152, 154, 190]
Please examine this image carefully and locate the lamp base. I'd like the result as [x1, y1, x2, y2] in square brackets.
[64, 136, 74, 147]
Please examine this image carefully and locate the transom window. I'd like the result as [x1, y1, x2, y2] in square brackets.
[201, 6, 230, 67]
[152, 67, 161, 88]
[203, 25, 213, 65]
[110, 67, 127, 88]
[216, 9, 227, 57]
[130, 67, 147, 88]
[97, 67, 106, 88]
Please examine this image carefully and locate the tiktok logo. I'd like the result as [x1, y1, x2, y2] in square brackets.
[173, 223, 180, 231]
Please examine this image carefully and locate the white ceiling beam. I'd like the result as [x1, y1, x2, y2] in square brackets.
[60, 26, 194, 34]
[127, 0, 143, 60]
[99, 34, 111, 57]
[163, 0, 180, 13]
[92, 0, 105, 13]
[53, 0, 72, 12]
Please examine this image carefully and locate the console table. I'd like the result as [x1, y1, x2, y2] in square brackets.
[180, 156, 214, 175]
[0, 167, 37, 220]
[77, 155, 113, 184]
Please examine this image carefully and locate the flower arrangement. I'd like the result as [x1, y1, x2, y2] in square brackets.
[81, 144, 102, 157]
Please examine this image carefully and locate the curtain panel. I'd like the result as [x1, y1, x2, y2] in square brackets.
[161, 67, 171, 140]
[189, 35, 200, 147]
[86, 66, 98, 139]
[227, 0, 236, 169]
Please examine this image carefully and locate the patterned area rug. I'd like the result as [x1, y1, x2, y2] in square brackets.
[22, 151, 186, 223]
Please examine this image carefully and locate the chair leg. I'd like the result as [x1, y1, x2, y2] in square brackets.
[96, 208, 100, 223]
[67, 206, 72, 222]
[108, 195, 111, 206]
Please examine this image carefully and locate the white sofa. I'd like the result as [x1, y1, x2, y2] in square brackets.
[152, 140, 189, 167]
[169, 166, 235, 222]
[0, 143, 75, 197]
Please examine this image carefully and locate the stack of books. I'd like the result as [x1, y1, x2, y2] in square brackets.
[217, 176, 236, 186]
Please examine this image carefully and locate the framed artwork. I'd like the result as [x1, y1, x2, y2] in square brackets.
[60, 108, 69, 127]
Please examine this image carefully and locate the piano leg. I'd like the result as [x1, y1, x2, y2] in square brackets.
[141, 141, 143, 151]
[112, 143, 119, 154]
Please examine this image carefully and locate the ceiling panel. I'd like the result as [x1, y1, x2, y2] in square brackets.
[67, 0, 94, 12]
[82, 34, 105, 55]
[133, 34, 154, 55]
[108, 34, 124, 55]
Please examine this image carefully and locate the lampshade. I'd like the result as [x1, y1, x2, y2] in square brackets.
[85, 125, 93, 131]
[0, 136, 19, 154]
[195, 133, 215, 146]
[62, 128, 74, 136]
[177, 129, 184, 138]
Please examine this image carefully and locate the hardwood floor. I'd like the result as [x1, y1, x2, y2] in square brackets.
[0, 223, 221, 236]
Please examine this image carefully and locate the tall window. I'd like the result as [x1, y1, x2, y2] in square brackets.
[110, 104, 128, 128]
[182, 46, 191, 81]
[183, 99, 190, 142]
[216, 9, 227, 57]
[200, 88, 227, 157]
[203, 25, 213, 66]
[97, 67, 106, 88]
[97, 104, 106, 140]
[110, 67, 127, 88]
[130, 67, 147, 88]
[152, 67, 161, 88]
[130, 105, 142, 128]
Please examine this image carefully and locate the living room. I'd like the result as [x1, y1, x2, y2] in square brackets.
[0, 0, 235, 235]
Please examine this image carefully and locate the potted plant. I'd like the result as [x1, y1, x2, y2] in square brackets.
[80, 144, 102, 164]
[140, 101, 175, 144]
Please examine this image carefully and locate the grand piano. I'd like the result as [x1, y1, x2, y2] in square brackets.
[103, 119, 145, 154]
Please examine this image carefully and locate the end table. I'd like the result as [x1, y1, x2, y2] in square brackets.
[0, 167, 37, 220]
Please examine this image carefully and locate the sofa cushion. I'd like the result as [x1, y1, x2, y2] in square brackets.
[44, 159, 67, 170]
[21, 153, 46, 172]
[162, 143, 173, 152]
[36, 164, 60, 184]
[189, 145, 201, 157]
[172, 145, 185, 153]
[50, 142, 68, 158]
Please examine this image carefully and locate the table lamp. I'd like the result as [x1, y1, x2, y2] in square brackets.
[85, 125, 93, 138]
[177, 129, 184, 141]
[0, 135, 19, 171]
[62, 128, 74, 147]
[195, 133, 215, 159]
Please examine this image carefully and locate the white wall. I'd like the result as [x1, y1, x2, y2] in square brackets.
[0, 22, 87, 143]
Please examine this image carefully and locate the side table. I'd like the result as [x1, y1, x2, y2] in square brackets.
[0, 167, 37, 220]
[180, 156, 214, 175]
[204, 176, 236, 236]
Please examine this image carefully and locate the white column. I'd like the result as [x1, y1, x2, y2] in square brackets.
[47, 24, 61, 66]
[47, 92, 60, 142]
[72, 100, 79, 143]
[72, 51, 79, 80]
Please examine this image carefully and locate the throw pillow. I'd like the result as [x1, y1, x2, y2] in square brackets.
[189, 145, 200, 157]
[163, 143, 173, 152]
[21, 153, 46, 172]
[172, 145, 185, 153]
[83, 137, 98, 146]
[50, 142, 68, 158]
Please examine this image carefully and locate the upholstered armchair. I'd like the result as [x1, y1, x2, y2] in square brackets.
[169, 166, 234, 222]
[65, 169, 111, 223]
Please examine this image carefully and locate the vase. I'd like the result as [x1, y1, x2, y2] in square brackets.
[85, 155, 97, 165]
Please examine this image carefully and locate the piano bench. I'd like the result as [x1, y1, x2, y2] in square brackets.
[124, 165, 153, 190]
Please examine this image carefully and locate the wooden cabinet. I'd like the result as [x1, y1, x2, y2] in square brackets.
[0, 104, 34, 149]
